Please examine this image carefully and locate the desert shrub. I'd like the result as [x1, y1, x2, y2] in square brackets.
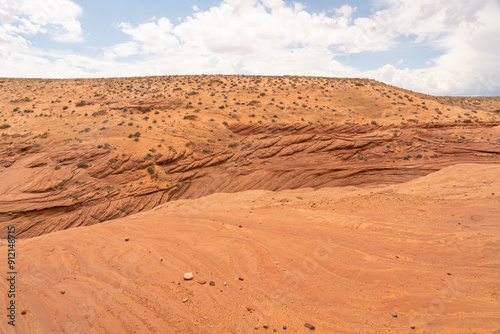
[76, 100, 87, 107]
[147, 165, 155, 174]
[77, 163, 88, 169]
[92, 110, 107, 117]
[183, 115, 198, 120]
[0, 124, 11, 129]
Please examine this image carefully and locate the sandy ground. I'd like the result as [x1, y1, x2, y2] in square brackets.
[0, 163, 499, 333]
[0, 76, 499, 333]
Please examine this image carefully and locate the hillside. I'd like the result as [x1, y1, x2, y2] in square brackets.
[0, 75, 499, 238]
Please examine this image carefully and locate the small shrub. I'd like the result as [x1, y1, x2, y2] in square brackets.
[54, 165, 61, 170]
[0, 124, 11, 129]
[147, 165, 155, 174]
[92, 110, 107, 117]
[77, 163, 88, 169]
[76, 100, 87, 107]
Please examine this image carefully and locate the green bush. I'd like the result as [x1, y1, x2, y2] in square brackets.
[77, 163, 88, 169]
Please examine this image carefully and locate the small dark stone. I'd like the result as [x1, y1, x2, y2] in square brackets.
[283, 325, 287, 329]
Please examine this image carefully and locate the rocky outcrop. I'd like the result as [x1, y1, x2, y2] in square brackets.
[0, 121, 498, 238]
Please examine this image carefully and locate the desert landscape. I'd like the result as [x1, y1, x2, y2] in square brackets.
[0, 75, 499, 333]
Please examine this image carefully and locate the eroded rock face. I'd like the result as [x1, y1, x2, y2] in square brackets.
[0, 75, 499, 238]
[1, 121, 498, 238]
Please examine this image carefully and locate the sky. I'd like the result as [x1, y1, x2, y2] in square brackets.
[0, 0, 499, 96]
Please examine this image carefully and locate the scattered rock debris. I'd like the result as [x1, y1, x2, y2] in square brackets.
[304, 323, 315, 329]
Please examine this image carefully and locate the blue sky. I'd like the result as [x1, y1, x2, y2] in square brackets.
[1, 0, 499, 96]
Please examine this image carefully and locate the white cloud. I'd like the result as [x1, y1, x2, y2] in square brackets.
[117, 18, 179, 55]
[366, 0, 500, 95]
[0, 0, 83, 43]
[103, 41, 139, 60]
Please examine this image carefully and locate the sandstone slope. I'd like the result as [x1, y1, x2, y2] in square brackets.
[0, 163, 499, 333]
[0, 76, 499, 238]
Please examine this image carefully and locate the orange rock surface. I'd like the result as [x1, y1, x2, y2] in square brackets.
[0, 76, 499, 333]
